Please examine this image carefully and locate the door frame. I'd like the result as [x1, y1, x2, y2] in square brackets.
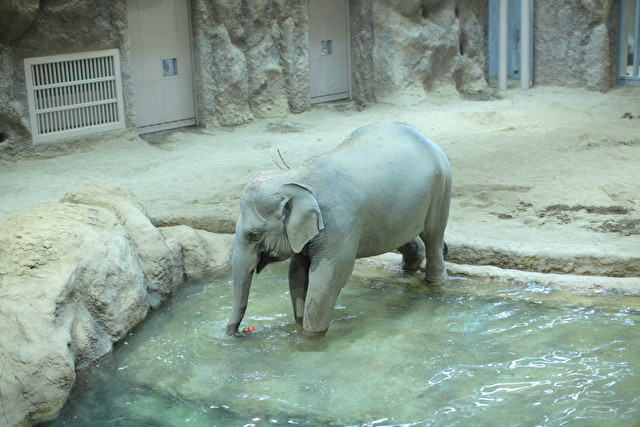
[308, 0, 352, 104]
[127, 0, 198, 134]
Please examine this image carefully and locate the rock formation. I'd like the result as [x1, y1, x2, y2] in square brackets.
[191, 0, 310, 126]
[0, 183, 233, 426]
[350, 0, 490, 104]
[534, 0, 618, 91]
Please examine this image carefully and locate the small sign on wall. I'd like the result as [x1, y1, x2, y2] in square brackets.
[321, 40, 332, 56]
[162, 58, 178, 77]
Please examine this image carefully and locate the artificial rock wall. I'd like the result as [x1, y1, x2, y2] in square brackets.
[190, 0, 492, 127]
[0, 0, 621, 152]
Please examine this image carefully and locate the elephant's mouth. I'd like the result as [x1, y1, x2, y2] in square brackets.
[256, 251, 281, 274]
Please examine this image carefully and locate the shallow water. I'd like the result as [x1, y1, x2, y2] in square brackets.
[46, 261, 640, 426]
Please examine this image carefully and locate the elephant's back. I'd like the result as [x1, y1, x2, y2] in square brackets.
[305, 122, 450, 182]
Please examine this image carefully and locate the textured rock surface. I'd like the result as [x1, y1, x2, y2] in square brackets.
[0, 183, 233, 426]
[160, 225, 234, 281]
[0, 203, 146, 426]
[0, 0, 39, 44]
[62, 184, 177, 308]
[534, 0, 617, 91]
[191, 0, 310, 126]
[351, 0, 491, 104]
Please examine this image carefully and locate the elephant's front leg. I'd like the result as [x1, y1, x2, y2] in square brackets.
[303, 254, 356, 335]
[288, 253, 310, 325]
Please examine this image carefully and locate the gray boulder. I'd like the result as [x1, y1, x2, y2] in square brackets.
[0, 202, 147, 426]
[160, 225, 235, 282]
[0, 184, 233, 426]
[62, 184, 177, 308]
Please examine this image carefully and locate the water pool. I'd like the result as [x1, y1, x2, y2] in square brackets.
[45, 260, 639, 426]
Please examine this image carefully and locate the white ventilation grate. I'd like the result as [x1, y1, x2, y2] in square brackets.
[24, 49, 126, 143]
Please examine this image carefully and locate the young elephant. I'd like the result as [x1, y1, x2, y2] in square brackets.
[227, 122, 452, 336]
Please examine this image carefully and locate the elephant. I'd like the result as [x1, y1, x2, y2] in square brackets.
[227, 122, 452, 336]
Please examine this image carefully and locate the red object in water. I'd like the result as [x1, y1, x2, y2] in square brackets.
[247, 325, 256, 332]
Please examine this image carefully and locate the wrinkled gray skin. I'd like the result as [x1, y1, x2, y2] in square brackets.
[227, 122, 452, 336]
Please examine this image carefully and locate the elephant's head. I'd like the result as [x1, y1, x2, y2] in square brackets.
[226, 176, 325, 335]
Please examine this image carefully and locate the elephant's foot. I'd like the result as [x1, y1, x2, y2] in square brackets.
[302, 307, 332, 337]
[303, 328, 328, 337]
[398, 237, 425, 272]
[403, 260, 423, 272]
[403, 261, 422, 272]
[226, 322, 241, 336]
[424, 268, 448, 283]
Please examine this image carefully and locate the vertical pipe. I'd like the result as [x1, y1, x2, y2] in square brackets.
[634, 0, 640, 76]
[619, 0, 626, 78]
[498, 0, 508, 90]
[520, 0, 531, 89]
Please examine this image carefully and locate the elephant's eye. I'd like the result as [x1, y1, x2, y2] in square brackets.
[247, 232, 261, 243]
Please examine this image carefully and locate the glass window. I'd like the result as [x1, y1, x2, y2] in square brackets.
[619, 0, 640, 83]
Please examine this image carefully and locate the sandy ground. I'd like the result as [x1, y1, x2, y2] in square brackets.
[1, 86, 639, 290]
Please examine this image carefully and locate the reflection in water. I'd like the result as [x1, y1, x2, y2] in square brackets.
[46, 262, 639, 426]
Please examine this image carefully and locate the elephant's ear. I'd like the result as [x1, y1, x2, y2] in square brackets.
[279, 183, 324, 253]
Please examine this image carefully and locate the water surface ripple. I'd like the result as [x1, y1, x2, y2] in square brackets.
[47, 263, 640, 426]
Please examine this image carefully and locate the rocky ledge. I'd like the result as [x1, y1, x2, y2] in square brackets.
[0, 183, 234, 426]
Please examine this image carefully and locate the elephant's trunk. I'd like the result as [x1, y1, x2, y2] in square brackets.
[226, 244, 256, 336]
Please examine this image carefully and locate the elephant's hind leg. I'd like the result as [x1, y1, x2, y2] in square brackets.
[421, 176, 451, 283]
[420, 230, 447, 283]
[397, 237, 425, 271]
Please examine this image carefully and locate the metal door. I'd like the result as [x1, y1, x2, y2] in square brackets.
[127, 0, 196, 133]
[308, 0, 351, 103]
